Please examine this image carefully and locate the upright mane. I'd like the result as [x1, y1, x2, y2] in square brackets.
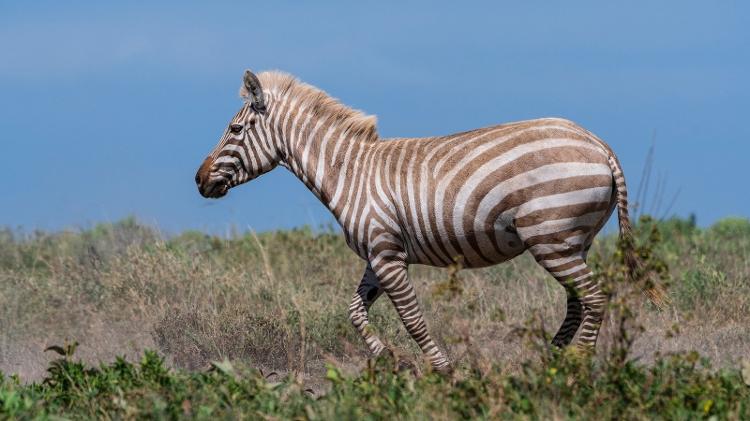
[241, 71, 379, 143]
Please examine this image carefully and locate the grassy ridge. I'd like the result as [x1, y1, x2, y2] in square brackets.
[1, 216, 750, 418]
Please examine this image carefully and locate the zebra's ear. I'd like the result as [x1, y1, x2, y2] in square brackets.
[242, 70, 267, 114]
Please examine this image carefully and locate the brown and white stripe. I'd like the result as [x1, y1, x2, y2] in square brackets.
[196, 70, 655, 371]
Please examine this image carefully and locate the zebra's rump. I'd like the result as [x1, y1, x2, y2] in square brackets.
[378, 118, 617, 268]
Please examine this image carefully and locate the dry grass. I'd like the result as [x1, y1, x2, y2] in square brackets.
[1, 216, 749, 384]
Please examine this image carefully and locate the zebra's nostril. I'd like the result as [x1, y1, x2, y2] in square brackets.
[195, 173, 202, 185]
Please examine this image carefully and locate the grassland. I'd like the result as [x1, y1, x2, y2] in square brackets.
[1, 216, 749, 418]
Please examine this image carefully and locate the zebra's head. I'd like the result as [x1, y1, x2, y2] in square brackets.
[195, 70, 278, 198]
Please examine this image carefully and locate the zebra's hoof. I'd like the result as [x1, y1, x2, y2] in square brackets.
[430, 362, 454, 376]
[396, 358, 419, 376]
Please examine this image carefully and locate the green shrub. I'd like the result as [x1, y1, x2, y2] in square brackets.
[709, 217, 750, 239]
[675, 263, 729, 310]
[1, 349, 748, 419]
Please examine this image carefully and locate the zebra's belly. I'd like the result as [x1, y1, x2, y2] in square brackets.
[454, 224, 527, 268]
[402, 217, 526, 268]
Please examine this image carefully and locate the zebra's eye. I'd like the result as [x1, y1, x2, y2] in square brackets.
[229, 124, 243, 134]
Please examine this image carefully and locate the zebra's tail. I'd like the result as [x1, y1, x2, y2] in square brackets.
[608, 155, 669, 309]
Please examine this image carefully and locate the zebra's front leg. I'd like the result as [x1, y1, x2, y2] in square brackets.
[371, 259, 450, 372]
[348, 264, 386, 356]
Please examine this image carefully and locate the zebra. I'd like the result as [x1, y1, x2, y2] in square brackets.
[195, 69, 664, 372]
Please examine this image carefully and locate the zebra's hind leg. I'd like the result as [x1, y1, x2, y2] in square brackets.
[551, 291, 583, 347]
[348, 264, 386, 356]
[531, 250, 607, 350]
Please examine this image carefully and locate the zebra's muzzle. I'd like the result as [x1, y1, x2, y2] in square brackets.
[198, 179, 229, 198]
[196, 157, 230, 199]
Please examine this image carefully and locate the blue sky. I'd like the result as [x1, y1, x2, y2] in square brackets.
[1, 1, 748, 233]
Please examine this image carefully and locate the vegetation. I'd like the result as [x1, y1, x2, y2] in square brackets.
[1, 346, 748, 419]
[1, 216, 749, 418]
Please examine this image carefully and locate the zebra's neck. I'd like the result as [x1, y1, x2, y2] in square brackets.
[267, 93, 378, 230]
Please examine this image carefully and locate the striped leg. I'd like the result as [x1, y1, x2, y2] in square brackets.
[348, 264, 386, 356]
[551, 292, 583, 347]
[371, 259, 450, 371]
[534, 252, 607, 349]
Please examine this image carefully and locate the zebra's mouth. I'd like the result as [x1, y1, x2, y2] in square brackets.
[214, 183, 229, 198]
[199, 180, 230, 199]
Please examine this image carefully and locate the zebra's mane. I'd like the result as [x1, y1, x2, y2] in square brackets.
[241, 71, 379, 143]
